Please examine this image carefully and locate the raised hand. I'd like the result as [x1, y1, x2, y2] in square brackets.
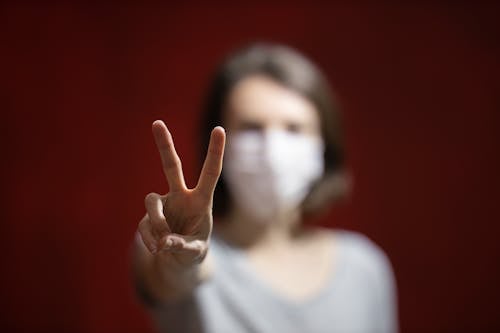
[138, 120, 225, 266]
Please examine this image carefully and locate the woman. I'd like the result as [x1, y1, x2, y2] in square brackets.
[133, 43, 398, 333]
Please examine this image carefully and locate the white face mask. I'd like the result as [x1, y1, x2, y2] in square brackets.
[223, 129, 325, 222]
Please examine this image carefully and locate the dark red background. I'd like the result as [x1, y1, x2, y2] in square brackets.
[1, 2, 499, 333]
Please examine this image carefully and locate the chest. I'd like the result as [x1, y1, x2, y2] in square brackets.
[245, 238, 334, 301]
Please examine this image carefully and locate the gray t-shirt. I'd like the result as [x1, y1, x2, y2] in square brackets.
[150, 229, 398, 333]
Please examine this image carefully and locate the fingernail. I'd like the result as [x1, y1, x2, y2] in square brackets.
[165, 238, 173, 247]
[150, 244, 157, 254]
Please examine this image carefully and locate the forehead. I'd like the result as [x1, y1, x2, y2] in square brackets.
[224, 75, 319, 127]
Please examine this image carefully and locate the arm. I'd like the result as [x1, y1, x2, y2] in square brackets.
[132, 120, 225, 304]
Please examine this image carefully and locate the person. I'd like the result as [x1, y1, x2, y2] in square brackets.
[132, 43, 398, 333]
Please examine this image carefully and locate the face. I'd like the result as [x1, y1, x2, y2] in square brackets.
[224, 75, 321, 138]
[222, 74, 325, 222]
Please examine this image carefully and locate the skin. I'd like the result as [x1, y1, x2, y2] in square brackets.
[220, 75, 334, 300]
[134, 121, 225, 300]
[133, 75, 335, 302]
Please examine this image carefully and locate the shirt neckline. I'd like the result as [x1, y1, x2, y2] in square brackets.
[211, 229, 347, 310]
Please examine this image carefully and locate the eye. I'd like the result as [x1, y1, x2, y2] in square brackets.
[285, 122, 303, 133]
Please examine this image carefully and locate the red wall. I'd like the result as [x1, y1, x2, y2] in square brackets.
[1, 2, 499, 333]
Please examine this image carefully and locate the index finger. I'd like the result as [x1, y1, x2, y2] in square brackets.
[152, 120, 186, 191]
[196, 126, 226, 198]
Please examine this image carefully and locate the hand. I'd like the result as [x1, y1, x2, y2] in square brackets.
[138, 120, 225, 266]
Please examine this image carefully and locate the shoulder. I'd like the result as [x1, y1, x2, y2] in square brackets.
[329, 229, 394, 281]
[330, 230, 399, 331]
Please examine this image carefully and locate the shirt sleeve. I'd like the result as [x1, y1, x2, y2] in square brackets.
[341, 230, 399, 333]
[372, 248, 399, 333]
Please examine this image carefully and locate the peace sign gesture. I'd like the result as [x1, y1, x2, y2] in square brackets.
[138, 120, 225, 266]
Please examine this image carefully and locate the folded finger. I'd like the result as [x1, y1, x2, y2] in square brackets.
[138, 215, 159, 254]
[162, 234, 208, 263]
[144, 192, 171, 237]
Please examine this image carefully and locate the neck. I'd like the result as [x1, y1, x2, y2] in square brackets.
[218, 207, 303, 250]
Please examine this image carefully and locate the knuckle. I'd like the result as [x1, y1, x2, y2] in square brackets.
[203, 169, 220, 178]
[138, 222, 158, 254]
[193, 242, 209, 263]
[208, 147, 222, 156]
[144, 192, 158, 205]
[165, 156, 182, 171]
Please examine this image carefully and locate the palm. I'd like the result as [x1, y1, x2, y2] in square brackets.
[162, 189, 211, 237]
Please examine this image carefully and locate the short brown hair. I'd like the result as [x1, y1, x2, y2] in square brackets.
[200, 42, 348, 218]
